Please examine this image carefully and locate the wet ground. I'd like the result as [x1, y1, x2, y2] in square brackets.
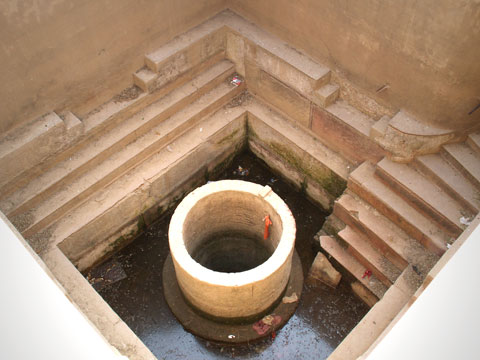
[89, 151, 369, 359]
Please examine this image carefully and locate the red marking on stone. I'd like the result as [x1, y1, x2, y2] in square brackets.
[362, 269, 372, 279]
[264, 215, 273, 239]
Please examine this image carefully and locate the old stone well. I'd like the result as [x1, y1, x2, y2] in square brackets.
[164, 179, 304, 342]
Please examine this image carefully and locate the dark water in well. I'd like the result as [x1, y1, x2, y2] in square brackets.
[192, 233, 272, 273]
[89, 151, 369, 359]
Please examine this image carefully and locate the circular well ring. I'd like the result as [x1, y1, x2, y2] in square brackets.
[168, 180, 296, 319]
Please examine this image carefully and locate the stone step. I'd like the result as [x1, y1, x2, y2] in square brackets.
[1, 60, 236, 218]
[334, 192, 440, 274]
[46, 104, 248, 270]
[369, 115, 390, 139]
[321, 213, 346, 237]
[3, 56, 231, 203]
[320, 235, 388, 299]
[338, 226, 401, 287]
[141, 51, 229, 97]
[145, 18, 225, 74]
[327, 101, 376, 138]
[133, 67, 158, 92]
[414, 153, 480, 214]
[467, 132, 480, 154]
[147, 10, 331, 97]
[249, 37, 331, 97]
[376, 158, 467, 237]
[442, 142, 480, 190]
[1, 86, 149, 199]
[221, 10, 331, 95]
[313, 84, 340, 108]
[0, 112, 61, 159]
[62, 112, 83, 138]
[0, 112, 77, 191]
[246, 64, 313, 129]
[137, 54, 227, 96]
[14, 78, 243, 240]
[348, 162, 449, 256]
[351, 281, 378, 308]
[311, 100, 386, 164]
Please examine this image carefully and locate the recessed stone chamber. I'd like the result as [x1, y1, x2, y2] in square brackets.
[168, 180, 296, 320]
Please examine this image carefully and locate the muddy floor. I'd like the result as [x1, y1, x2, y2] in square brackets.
[90, 151, 369, 359]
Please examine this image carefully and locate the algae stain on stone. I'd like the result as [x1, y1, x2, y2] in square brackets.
[109, 235, 127, 253]
[269, 141, 303, 172]
[246, 117, 259, 141]
[137, 213, 147, 233]
[268, 141, 346, 197]
[300, 177, 308, 195]
[104, 212, 149, 259]
[216, 129, 239, 146]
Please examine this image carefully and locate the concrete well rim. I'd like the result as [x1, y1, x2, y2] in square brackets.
[168, 179, 296, 288]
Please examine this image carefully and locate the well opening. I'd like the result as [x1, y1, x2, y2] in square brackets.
[168, 180, 296, 320]
[184, 190, 282, 273]
[191, 232, 272, 273]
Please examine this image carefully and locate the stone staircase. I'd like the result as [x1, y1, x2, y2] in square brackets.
[0, 55, 245, 263]
[320, 134, 480, 303]
[1, 8, 479, 360]
[0, 10, 355, 273]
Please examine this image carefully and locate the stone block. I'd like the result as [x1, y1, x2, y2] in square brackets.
[255, 46, 329, 96]
[314, 84, 340, 108]
[307, 251, 342, 288]
[226, 31, 246, 77]
[224, 11, 330, 96]
[133, 68, 157, 92]
[62, 111, 83, 143]
[369, 115, 390, 139]
[0, 112, 66, 189]
[244, 38, 257, 60]
[145, 28, 226, 90]
[467, 132, 480, 154]
[246, 61, 311, 129]
[351, 281, 378, 307]
[373, 111, 457, 162]
[311, 103, 386, 164]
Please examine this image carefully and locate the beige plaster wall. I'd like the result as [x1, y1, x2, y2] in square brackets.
[228, 0, 480, 132]
[0, 0, 226, 133]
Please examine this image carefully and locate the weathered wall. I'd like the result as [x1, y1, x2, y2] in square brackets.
[0, 0, 226, 133]
[228, 0, 480, 132]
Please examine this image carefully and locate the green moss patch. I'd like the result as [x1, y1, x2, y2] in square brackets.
[269, 141, 346, 197]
